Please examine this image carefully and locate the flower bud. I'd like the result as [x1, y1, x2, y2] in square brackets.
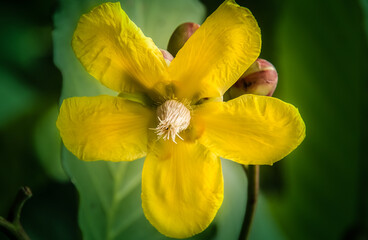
[160, 49, 174, 66]
[227, 59, 278, 98]
[167, 22, 200, 57]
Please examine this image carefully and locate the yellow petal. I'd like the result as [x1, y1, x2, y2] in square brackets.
[192, 95, 306, 165]
[56, 95, 154, 162]
[169, 0, 261, 102]
[72, 2, 170, 99]
[142, 140, 223, 238]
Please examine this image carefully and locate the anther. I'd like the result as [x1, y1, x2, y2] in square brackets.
[153, 100, 191, 143]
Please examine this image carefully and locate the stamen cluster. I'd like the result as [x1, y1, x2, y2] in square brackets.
[154, 100, 191, 143]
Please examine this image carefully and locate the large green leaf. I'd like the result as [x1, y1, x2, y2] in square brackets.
[33, 105, 68, 182]
[269, 0, 367, 239]
[54, 0, 253, 239]
[249, 195, 286, 240]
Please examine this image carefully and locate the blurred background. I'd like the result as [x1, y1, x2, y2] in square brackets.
[0, 0, 367, 239]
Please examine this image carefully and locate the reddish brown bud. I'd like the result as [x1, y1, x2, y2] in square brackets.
[167, 22, 200, 57]
[228, 59, 278, 98]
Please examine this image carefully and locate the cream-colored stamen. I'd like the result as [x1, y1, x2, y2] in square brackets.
[153, 100, 191, 143]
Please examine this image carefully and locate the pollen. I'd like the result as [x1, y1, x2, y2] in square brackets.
[153, 100, 191, 143]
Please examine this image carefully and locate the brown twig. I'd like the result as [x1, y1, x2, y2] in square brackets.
[239, 165, 259, 240]
[0, 186, 32, 240]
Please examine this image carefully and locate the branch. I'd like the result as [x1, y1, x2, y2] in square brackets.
[0, 186, 32, 240]
[239, 165, 259, 240]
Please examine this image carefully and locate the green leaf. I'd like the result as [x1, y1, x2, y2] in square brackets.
[54, 0, 254, 239]
[33, 105, 68, 182]
[249, 195, 286, 240]
[269, 0, 367, 239]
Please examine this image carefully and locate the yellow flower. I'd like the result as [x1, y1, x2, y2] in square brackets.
[56, 0, 305, 238]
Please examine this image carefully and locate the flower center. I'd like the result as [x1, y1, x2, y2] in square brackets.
[153, 100, 191, 143]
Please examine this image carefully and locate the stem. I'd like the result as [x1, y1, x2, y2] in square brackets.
[239, 165, 259, 240]
[0, 187, 32, 240]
